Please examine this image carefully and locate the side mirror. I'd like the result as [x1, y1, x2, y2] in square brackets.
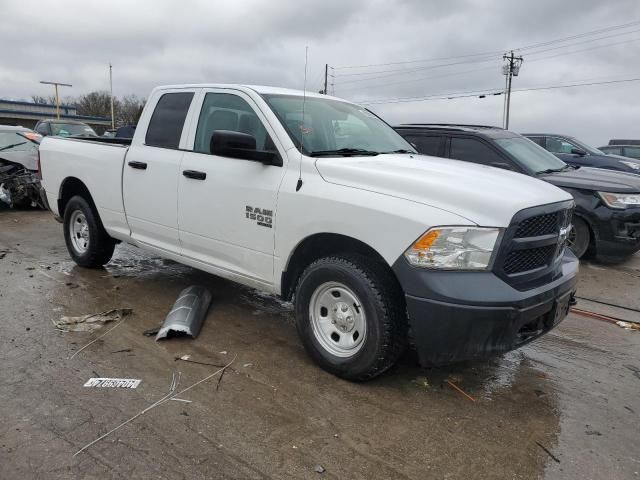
[490, 161, 514, 171]
[210, 130, 282, 166]
[570, 147, 586, 156]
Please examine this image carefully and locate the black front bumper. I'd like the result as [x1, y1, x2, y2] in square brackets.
[393, 251, 579, 366]
[591, 207, 640, 258]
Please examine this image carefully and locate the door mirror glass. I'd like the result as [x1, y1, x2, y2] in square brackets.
[210, 130, 281, 166]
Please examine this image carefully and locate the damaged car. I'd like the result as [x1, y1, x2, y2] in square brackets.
[0, 125, 45, 208]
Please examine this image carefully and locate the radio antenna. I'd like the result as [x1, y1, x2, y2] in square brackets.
[296, 46, 308, 192]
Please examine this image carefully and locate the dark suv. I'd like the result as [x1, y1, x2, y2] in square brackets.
[394, 124, 640, 262]
[523, 133, 640, 175]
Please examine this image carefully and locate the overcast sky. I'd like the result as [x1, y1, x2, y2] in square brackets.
[1, 0, 639, 146]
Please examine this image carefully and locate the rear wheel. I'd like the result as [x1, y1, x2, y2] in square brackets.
[567, 216, 590, 259]
[295, 255, 407, 381]
[63, 195, 116, 268]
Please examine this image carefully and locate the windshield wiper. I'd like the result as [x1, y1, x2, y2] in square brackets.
[0, 142, 27, 152]
[536, 165, 572, 175]
[309, 148, 379, 157]
[381, 149, 415, 154]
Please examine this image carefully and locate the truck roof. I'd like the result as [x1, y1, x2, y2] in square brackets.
[153, 84, 350, 103]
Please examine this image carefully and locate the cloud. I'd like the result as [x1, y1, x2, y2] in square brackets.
[0, 0, 639, 145]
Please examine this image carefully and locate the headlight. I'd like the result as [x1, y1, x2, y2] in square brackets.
[404, 227, 501, 270]
[598, 191, 640, 209]
[620, 160, 640, 171]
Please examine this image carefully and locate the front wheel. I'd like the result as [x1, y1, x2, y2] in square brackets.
[294, 255, 407, 381]
[63, 195, 116, 268]
[567, 216, 590, 259]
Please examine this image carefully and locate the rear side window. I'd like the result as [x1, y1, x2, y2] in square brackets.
[624, 147, 640, 159]
[403, 135, 442, 157]
[602, 146, 622, 155]
[145, 92, 194, 148]
[527, 136, 545, 147]
[450, 137, 503, 165]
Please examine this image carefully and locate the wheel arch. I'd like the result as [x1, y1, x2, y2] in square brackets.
[280, 232, 401, 301]
[58, 177, 97, 216]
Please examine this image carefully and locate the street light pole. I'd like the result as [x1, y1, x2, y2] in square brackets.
[40, 81, 72, 119]
[109, 63, 115, 129]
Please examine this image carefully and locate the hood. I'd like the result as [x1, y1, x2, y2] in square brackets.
[315, 154, 571, 227]
[0, 150, 38, 171]
[540, 166, 640, 193]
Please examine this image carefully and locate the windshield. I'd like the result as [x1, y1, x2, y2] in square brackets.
[567, 136, 604, 155]
[496, 137, 568, 174]
[261, 94, 415, 156]
[50, 123, 97, 137]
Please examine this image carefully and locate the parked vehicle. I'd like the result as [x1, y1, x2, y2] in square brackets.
[40, 85, 578, 380]
[115, 125, 136, 139]
[599, 144, 640, 161]
[522, 133, 640, 174]
[395, 124, 640, 261]
[0, 125, 45, 208]
[34, 119, 98, 138]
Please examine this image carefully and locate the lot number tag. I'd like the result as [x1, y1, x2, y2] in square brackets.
[83, 378, 141, 389]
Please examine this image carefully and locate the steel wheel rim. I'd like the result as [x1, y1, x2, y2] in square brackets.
[69, 210, 90, 254]
[309, 281, 366, 358]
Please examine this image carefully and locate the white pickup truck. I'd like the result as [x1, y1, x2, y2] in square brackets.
[40, 84, 578, 380]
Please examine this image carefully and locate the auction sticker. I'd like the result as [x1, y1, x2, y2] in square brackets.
[83, 378, 141, 389]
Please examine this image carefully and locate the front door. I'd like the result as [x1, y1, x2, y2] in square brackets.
[177, 89, 287, 285]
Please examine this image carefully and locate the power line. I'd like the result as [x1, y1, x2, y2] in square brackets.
[333, 56, 499, 85]
[514, 19, 640, 51]
[359, 76, 640, 105]
[332, 19, 640, 72]
[332, 49, 504, 70]
[522, 28, 640, 56]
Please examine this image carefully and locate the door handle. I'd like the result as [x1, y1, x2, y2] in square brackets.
[128, 161, 147, 170]
[182, 170, 207, 180]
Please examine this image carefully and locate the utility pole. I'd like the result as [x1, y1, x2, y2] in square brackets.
[323, 64, 328, 95]
[109, 63, 115, 129]
[39, 80, 72, 119]
[502, 51, 523, 130]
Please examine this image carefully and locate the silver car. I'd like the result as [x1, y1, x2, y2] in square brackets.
[0, 125, 45, 208]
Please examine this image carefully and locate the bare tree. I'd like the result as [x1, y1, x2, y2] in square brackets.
[75, 91, 118, 118]
[31, 95, 57, 104]
[117, 95, 145, 126]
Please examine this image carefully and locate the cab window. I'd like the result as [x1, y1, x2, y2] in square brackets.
[194, 93, 275, 154]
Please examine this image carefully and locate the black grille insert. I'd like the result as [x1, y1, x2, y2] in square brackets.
[503, 245, 557, 274]
[514, 212, 559, 238]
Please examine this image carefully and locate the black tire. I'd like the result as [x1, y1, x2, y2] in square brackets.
[63, 195, 116, 268]
[567, 216, 590, 259]
[294, 255, 408, 381]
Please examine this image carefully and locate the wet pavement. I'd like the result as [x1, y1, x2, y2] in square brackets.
[1, 209, 639, 479]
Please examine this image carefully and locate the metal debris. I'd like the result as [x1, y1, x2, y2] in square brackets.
[84, 378, 141, 389]
[53, 308, 132, 333]
[314, 465, 326, 474]
[156, 286, 212, 340]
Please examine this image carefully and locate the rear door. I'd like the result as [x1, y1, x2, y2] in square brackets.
[177, 88, 287, 285]
[122, 89, 197, 252]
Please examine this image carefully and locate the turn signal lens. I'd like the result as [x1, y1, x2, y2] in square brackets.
[405, 227, 501, 270]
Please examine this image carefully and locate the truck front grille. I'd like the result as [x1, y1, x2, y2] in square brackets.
[494, 202, 574, 290]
